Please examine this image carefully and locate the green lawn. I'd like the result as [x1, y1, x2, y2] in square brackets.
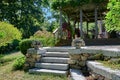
[98, 60, 120, 70]
[0, 52, 68, 80]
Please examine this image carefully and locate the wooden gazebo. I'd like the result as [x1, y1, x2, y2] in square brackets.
[52, 0, 109, 39]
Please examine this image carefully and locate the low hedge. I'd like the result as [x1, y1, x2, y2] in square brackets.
[19, 39, 41, 55]
[19, 39, 34, 55]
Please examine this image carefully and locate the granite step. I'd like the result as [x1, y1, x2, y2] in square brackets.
[70, 69, 86, 80]
[43, 47, 75, 52]
[87, 61, 120, 80]
[35, 63, 69, 71]
[44, 52, 69, 58]
[29, 68, 68, 75]
[41, 57, 70, 64]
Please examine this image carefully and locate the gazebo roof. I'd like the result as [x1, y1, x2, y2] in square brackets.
[52, 0, 109, 22]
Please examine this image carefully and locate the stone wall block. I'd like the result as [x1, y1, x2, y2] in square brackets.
[68, 59, 76, 65]
[36, 55, 41, 62]
[77, 60, 86, 67]
[69, 54, 81, 60]
[24, 48, 46, 71]
[72, 38, 85, 49]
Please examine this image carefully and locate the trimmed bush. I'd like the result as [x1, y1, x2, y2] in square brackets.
[19, 39, 34, 55]
[31, 30, 55, 47]
[19, 39, 41, 55]
[12, 56, 25, 70]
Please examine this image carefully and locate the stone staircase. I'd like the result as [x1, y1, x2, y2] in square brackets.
[29, 47, 74, 75]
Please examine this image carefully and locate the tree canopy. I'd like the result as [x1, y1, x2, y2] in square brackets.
[105, 0, 120, 32]
[0, 0, 49, 38]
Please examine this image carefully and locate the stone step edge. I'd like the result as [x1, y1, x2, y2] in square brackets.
[87, 61, 120, 80]
[43, 47, 75, 52]
[43, 52, 69, 58]
[46, 52, 69, 54]
[35, 62, 69, 65]
[70, 69, 86, 80]
[40, 57, 69, 64]
[35, 63, 69, 70]
[29, 68, 68, 75]
[41, 57, 70, 60]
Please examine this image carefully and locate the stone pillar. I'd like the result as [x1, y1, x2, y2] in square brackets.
[80, 9, 83, 38]
[95, 8, 98, 39]
[72, 38, 85, 49]
[24, 48, 46, 71]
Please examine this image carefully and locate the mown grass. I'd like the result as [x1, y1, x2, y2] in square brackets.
[0, 52, 68, 80]
[98, 60, 120, 70]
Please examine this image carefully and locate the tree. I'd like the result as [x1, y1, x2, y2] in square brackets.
[0, 0, 49, 38]
[0, 22, 22, 47]
[105, 0, 120, 32]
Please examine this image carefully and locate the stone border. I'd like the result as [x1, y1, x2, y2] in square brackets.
[70, 69, 86, 80]
[87, 61, 120, 80]
[69, 47, 120, 57]
[43, 47, 76, 52]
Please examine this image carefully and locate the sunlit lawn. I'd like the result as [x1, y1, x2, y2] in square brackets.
[98, 60, 120, 70]
[0, 52, 68, 80]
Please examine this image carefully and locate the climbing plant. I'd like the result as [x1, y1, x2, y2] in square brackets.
[105, 0, 120, 32]
[51, 0, 108, 10]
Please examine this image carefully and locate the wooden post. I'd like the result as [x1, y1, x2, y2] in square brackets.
[80, 9, 83, 38]
[86, 22, 89, 36]
[95, 8, 98, 39]
[59, 8, 62, 38]
[78, 22, 79, 28]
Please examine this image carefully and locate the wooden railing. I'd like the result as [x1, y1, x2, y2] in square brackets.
[53, 28, 60, 43]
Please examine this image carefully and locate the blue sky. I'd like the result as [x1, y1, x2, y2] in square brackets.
[42, 7, 56, 23]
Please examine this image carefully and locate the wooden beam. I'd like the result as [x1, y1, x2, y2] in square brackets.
[59, 9, 62, 38]
[87, 22, 89, 35]
[80, 9, 83, 38]
[95, 8, 98, 39]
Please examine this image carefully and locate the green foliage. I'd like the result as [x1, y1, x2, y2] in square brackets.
[0, 52, 67, 80]
[31, 30, 55, 47]
[12, 56, 25, 70]
[0, 52, 23, 66]
[51, 0, 107, 10]
[105, 0, 120, 32]
[0, 39, 20, 54]
[0, 22, 22, 47]
[0, 0, 49, 38]
[99, 59, 120, 69]
[19, 39, 35, 55]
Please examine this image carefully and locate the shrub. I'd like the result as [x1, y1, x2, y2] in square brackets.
[19, 39, 34, 55]
[0, 39, 21, 54]
[31, 30, 55, 46]
[0, 22, 22, 47]
[19, 39, 41, 55]
[12, 39, 21, 50]
[12, 56, 25, 70]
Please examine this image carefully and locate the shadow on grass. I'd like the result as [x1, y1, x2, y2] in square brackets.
[0, 51, 23, 66]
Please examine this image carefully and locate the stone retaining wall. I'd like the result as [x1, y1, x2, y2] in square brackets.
[68, 47, 120, 80]
[87, 61, 120, 80]
[24, 48, 46, 70]
[68, 48, 105, 69]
